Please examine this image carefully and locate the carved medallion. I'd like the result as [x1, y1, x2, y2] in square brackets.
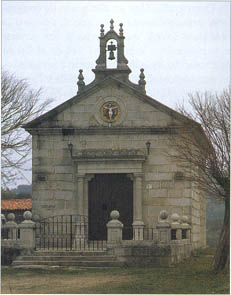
[100, 101, 120, 123]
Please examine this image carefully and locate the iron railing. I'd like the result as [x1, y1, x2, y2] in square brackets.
[35, 214, 106, 251]
[1, 228, 20, 240]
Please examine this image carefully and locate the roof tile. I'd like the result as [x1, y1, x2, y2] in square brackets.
[1, 199, 32, 210]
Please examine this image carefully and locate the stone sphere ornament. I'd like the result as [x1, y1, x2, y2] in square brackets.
[159, 210, 168, 220]
[23, 211, 32, 221]
[110, 210, 120, 220]
[181, 215, 189, 224]
[171, 213, 180, 223]
[7, 213, 15, 221]
[33, 214, 40, 222]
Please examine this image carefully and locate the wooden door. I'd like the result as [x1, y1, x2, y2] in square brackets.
[88, 174, 133, 240]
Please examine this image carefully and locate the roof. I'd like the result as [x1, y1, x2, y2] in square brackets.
[1, 199, 32, 211]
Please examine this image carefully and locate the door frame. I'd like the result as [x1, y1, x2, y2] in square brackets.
[75, 160, 145, 229]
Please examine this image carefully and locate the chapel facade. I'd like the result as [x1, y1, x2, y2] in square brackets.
[24, 20, 206, 250]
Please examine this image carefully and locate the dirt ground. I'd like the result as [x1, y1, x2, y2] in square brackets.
[1, 250, 229, 295]
[1, 268, 132, 294]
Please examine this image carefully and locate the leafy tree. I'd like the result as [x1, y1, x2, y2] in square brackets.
[1, 71, 52, 187]
[173, 89, 230, 271]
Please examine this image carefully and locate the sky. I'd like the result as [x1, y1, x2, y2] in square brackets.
[2, 1, 230, 186]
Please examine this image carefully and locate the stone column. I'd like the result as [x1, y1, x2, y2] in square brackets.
[84, 174, 94, 216]
[132, 173, 144, 240]
[82, 174, 94, 242]
[74, 174, 86, 248]
[77, 174, 85, 216]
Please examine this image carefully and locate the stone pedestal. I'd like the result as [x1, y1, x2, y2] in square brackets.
[157, 223, 171, 244]
[156, 210, 170, 244]
[107, 210, 123, 245]
[18, 211, 36, 249]
[4, 213, 18, 240]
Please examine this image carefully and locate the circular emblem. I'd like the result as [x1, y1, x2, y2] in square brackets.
[100, 101, 120, 123]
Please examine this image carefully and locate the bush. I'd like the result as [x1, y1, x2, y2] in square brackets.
[1, 248, 21, 265]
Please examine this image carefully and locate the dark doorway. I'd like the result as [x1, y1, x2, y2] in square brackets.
[88, 174, 133, 240]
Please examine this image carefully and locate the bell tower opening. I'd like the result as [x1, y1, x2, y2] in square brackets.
[106, 39, 117, 69]
[77, 19, 146, 94]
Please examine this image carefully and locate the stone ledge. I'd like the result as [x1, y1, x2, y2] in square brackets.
[26, 127, 176, 136]
[72, 149, 146, 161]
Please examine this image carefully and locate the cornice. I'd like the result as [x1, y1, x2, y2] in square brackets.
[25, 126, 176, 136]
[70, 148, 146, 162]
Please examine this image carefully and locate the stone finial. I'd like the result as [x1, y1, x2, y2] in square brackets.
[159, 210, 168, 221]
[33, 214, 40, 222]
[110, 19, 114, 31]
[138, 68, 146, 92]
[110, 210, 120, 220]
[77, 69, 85, 93]
[23, 211, 32, 221]
[7, 213, 15, 222]
[119, 23, 123, 36]
[181, 215, 189, 224]
[100, 24, 104, 37]
[171, 213, 180, 223]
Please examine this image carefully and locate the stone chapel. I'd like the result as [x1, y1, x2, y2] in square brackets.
[24, 19, 206, 251]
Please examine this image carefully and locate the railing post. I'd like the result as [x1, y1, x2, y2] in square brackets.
[106, 210, 123, 245]
[4, 213, 18, 240]
[132, 220, 145, 240]
[18, 211, 36, 251]
[181, 215, 191, 240]
[171, 213, 181, 240]
[156, 210, 171, 244]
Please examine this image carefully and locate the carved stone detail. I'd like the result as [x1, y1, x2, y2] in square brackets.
[85, 174, 95, 181]
[72, 149, 146, 161]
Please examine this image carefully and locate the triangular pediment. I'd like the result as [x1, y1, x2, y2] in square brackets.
[24, 76, 199, 131]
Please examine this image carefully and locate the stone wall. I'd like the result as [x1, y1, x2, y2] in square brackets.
[31, 82, 206, 249]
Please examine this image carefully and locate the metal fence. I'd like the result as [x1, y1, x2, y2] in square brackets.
[35, 215, 106, 251]
[1, 228, 20, 240]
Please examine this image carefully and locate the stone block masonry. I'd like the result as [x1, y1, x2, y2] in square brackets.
[21, 16, 209, 254]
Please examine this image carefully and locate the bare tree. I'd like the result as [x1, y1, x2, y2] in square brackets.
[1, 71, 52, 187]
[172, 89, 230, 272]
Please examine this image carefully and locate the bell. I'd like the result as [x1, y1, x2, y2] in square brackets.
[108, 50, 115, 60]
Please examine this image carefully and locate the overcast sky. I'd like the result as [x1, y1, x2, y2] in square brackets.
[2, 1, 230, 186]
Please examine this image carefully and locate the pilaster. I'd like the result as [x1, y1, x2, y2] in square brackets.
[132, 173, 144, 239]
[77, 174, 85, 216]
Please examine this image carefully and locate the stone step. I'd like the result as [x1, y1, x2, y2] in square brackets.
[15, 255, 117, 262]
[32, 251, 108, 256]
[12, 260, 123, 267]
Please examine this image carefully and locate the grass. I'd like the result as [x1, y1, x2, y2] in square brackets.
[1, 248, 229, 294]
